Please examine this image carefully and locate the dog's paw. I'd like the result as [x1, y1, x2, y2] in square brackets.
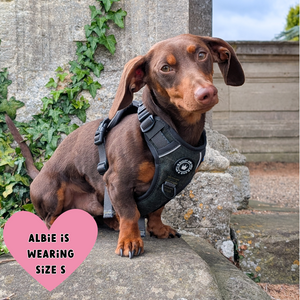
[148, 224, 181, 239]
[115, 235, 144, 259]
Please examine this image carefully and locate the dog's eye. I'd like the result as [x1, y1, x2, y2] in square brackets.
[198, 52, 207, 61]
[161, 65, 172, 72]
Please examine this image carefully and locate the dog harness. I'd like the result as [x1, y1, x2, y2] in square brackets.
[94, 101, 207, 235]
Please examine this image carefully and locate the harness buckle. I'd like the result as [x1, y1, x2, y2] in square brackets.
[140, 115, 155, 133]
[94, 118, 110, 145]
[161, 181, 177, 199]
[97, 161, 108, 175]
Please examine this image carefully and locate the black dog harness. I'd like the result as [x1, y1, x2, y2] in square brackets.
[94, 101, 207, 235]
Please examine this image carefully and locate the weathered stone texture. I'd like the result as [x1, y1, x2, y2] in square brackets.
[206, 127, 251, 209]
[162, 172, 234, 246]
[231, 213, 299, 284]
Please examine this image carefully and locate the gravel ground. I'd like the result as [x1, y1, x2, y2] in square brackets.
[258, 283, 299, 300]
[246, 162, 299, 208]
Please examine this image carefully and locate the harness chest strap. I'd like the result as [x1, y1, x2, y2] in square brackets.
[136, 103, 206, 217]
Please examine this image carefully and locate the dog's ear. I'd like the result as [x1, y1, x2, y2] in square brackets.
[200, 37, 245, 86]
[109, 55, 146, 119]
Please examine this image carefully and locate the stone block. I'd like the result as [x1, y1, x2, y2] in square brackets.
[226, 166, 250, 210]
[162, 172, 234, 246]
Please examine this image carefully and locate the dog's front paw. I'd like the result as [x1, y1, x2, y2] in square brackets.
[115, 234, 144, 258]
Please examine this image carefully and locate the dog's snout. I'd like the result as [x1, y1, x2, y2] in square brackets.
[194, 86, 218, 102]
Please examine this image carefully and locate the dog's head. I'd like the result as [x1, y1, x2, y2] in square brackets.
[109, 34, 244, 120]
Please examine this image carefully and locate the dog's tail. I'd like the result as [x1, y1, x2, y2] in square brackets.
[5, 115, 39, 179]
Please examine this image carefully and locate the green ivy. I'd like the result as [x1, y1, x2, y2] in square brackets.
[0, 0, 126, 255]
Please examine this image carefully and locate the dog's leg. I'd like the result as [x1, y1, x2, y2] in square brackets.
[106, 181, 144, 257]
[147, 207, 181, 238]
[116, 207, 144, 257]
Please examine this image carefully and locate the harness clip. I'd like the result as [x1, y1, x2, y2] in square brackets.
[161, 181, 177, 199]
[94, 118, 110, 145]
[140, 115, 155, 133]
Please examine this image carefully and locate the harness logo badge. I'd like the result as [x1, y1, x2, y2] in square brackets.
[174, 158, 194, 175]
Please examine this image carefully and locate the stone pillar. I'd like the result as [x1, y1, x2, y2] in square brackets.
[189, 0, 213, 128]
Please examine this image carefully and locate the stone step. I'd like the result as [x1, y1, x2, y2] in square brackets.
[0, 227, 271, 300]
[248, 200, 299, 213]
[231, 212, 299, 284]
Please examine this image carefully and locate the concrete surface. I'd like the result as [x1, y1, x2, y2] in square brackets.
[0, 227, 271, 299]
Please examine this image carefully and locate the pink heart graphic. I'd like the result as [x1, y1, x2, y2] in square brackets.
[3, 209, 98, 291]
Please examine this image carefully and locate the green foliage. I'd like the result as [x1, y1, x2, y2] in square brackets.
[0, 0, 126, 255]
[275, 4, 299, 41]
[246, 272, 261, 283]
[286, 4, 299, 30]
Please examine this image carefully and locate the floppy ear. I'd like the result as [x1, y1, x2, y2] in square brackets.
[109, 55, 146, 119]
[200, 37, 245, 86]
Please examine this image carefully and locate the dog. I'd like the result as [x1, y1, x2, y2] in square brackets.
[6, 34, 244, 258]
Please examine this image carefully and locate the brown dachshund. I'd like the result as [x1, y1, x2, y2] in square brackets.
[6, 34, 244, 258]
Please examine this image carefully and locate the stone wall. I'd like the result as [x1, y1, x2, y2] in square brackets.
[213, 41, 299, 162]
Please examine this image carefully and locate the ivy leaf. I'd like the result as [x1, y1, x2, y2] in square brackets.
[99, 34, 116, 55]
[84, 47, 95, 60]
[73, 67, 90, 82]
[91, 62, 104, 78]
[14, 157, 26, 174]
[93, 25, 107, 37]
[88, 81, 102, 98]
[57, 73, 68, 82]
[63, 86, 81, 101]
[48, 108, 64, 123]
[84, 25, 94, 38]
[107, 9, 127, 28]
[87, 36, 99, 52]
[69, 61, 81, 74]
[84, 76, 94, 85]
[95, 16, 108, 29]
[76, 53, 85, 64]
[90, 5, 102, 20]
[100, 0, 119, 12]
[76, 42, 88, 54]
[22, 203, 35, 213]
[0, 79, 12, 99]
[0, 97, 25, 120]
[41, 97, 54, 111]
[50, 90, 64, 102]
[45, 78, 57, 89]
[73, 109, 87, 123]
[3, 183, 15, 198]
[55, 66, 64, 72]
[14, 174, 30, 186]
[57, 123, 79, 135]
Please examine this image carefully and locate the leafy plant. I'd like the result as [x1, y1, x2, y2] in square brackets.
[275, 4, 299, 41]
[246, 272, 261, 283]
[0, 0, 126, 255]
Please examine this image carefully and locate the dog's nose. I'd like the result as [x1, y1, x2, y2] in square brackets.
[194, 86, 218, 102]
